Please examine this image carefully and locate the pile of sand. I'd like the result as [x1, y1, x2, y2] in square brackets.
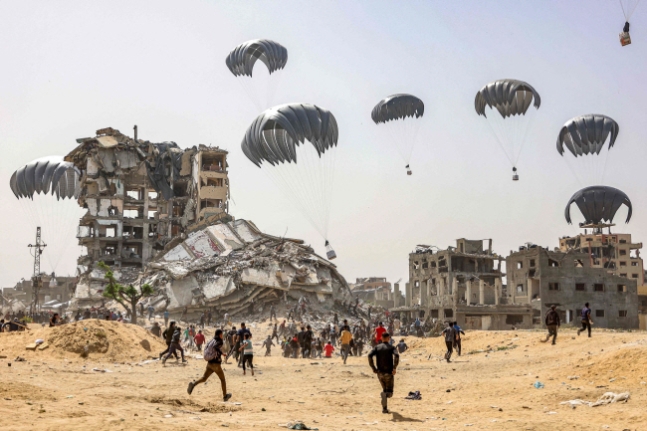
[47, 320, 166, 360]
[580, 343, 647, 381]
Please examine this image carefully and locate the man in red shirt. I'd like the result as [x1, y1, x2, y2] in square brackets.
[194, 329, 206, 352]
[374, 322, 386, 344]
[323, 341, 335, 358]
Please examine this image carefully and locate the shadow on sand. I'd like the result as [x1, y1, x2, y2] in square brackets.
[390, 412, 423, 423]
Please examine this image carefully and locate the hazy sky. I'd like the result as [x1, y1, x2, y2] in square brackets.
[1, 1, 646, 288]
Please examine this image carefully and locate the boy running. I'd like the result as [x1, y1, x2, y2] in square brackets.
[187, 329, 232, 402]
[238, 333, 254, 376]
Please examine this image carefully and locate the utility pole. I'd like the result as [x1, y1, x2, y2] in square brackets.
[28, 227, 47, 314]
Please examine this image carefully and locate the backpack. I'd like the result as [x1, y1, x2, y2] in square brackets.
[203, 338, 220, 362]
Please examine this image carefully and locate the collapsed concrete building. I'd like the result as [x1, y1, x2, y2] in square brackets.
[65, 127, 229, 270]
[395, 239, 533, 330]
[66, 127, 351, 315]
[140, 219, 350, 317]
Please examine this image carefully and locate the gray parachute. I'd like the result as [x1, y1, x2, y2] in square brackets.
[474, 79, 541, 118]
[556, 114, 619, 157]
[565, 186, 632, 225]
[226, 39, 288, 77]
[371, 94, 424, 124]
[10, 156, 80, 200]
[241, 103, 338, 167]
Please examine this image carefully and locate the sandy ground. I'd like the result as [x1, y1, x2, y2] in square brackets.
[1, 320, 646, 431]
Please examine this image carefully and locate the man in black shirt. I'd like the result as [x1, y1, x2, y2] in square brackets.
[302, 325, 314, 358]
[236, 323, 252, 366]
[541, 305, 561, 345]
[441, 322, 455, 363]
[368, 332, 399, 414]
[187, 329, 232, 401]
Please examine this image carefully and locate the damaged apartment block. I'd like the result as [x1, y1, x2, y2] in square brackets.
[66, 127, 352, 315]
[65, 127, 230, 296]
[508, 239, 640, 329]
[397, 239, 533, 330]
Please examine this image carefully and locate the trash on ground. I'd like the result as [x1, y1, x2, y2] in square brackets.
[560, 392, 630, 407]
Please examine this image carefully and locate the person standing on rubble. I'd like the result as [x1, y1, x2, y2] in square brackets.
[269, 304, 277, 321]
[187, 329, 232, 402]
[162, 325, 187, 365]
[262, 335, 274, 356]
[541, 305, 561, 345]
[368, 331, 399, 414]
[577, 302, 593, 338]
[442, 321, 455, 362]
[159, 321, 178, 360]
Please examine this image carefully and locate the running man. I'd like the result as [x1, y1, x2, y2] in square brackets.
[159, 321, 178, 360]
[187, 329, 232, 402]
[374, 322, 386, 344]
[368, 332, 399, 414]
[162, 325, 187, 365]
[194, 329, 206, 352]
[577, 302, 592, 337]
[262, 335, 274, 356]
[452, 322, 465, 356]
[541, 305, 561, 345]
[441, 321, 455, 362]
[339, 326, 353, 364]
[238, 333, 254, 376]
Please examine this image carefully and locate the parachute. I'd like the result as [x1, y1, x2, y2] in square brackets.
[371, 94, 424, 175]
[556, 114, 619, 186]
[226, 39, 288, 110]
[241, 103, 339, 259]
[9, 156, 84, 273]
[475, 79, 541, 181]
[565, 186, 632, 226]
[618, 0, 640, 46]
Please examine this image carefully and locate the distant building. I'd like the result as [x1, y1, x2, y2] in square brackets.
[4, 274, 77, 311]
[507, 244, 639, 329]
[559, 232, 644, 286]
[350, 277, 393, 308]
[398, 239, 533, 330]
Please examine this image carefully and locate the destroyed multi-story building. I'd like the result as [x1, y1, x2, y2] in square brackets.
[397, 239, 533, 330]
[507, 243, 640, 329]
[66, 127, 352, 315]
[64, 127, 229, 270]
[350, 277, 395, 308]
[558, 232, 644, 287]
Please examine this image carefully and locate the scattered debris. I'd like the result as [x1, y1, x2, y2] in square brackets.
[560, 392, 630, 407]
[533, 381, 544, 389]
[405, 391, 422, 400]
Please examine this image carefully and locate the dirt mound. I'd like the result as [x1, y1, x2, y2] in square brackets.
[47, 320, 166, 360]
[580, 343, 647, 381]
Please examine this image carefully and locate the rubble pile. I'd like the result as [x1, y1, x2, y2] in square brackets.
[140, 218, 352, 316]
